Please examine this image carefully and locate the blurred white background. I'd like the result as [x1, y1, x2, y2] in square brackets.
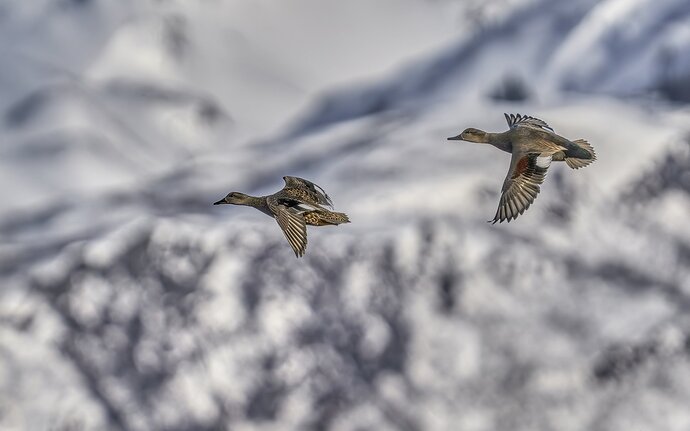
[1, 1, 690, 430]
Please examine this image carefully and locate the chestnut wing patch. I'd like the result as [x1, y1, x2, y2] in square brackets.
[512, 156, 530, 179]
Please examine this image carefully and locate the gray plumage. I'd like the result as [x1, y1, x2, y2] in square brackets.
[448, 113, 596, 223]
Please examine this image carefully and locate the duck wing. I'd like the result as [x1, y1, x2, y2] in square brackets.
[267, 196, 308, 257]
[282, 176, 333, 208]
[491, 151, 551, 224]
[504, 113, 554, 132]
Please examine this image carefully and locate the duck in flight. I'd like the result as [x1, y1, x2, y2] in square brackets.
[214, 176, 350, 257]
[448, 113, 596, 224]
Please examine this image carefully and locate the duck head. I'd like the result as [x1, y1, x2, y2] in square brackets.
[447, 128, 489, 143]
[214, 192, 252, 205]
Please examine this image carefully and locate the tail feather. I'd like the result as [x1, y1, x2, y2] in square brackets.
[565, 139, 596, 169]
[324, 211, 350, 225]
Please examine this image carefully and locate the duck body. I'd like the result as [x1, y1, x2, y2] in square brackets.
[214, 176, 349, 257]
[448, 113, 596, 223]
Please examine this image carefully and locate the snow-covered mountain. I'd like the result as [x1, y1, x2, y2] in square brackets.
[2, 1, 690, 430]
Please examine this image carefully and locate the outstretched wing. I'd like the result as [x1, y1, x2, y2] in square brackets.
[491, 152, 551, 224]
[267, 197, 308, 257]
[504, 113, 554, 132]
[283, 176, 333, 208]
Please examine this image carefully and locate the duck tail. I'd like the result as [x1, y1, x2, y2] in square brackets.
[565, 139, 596, 169]
[321, 211, 350, 225]
[304, 210, 350, 226]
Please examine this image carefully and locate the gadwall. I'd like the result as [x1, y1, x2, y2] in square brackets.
[214, 176, 349, 257]
[448, 113, 596, 223]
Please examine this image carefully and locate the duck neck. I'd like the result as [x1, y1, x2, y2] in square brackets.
[245, 196, 273, 217]
[486, 131, 512, 153]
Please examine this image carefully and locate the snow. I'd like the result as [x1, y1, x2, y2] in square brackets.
[2, 0, 690, 430]
[545, 0, 690, 93]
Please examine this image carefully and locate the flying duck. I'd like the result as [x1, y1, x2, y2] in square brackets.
[214, 176, 349, 257]
[448, 113, 596, 223]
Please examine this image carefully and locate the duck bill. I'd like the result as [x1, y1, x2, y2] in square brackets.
[213, 198, 226, 205]
[447, 134, 463, 141]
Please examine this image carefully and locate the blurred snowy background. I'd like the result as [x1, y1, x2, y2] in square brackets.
[2, 0, 690, 430]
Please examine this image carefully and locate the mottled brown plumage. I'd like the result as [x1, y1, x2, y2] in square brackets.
[448, 113, 596, 223]
[214, 176, 349, 257]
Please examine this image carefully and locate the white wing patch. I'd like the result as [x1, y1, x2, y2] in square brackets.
[294, 203, 321, 212]
[536, 156, 552, 168]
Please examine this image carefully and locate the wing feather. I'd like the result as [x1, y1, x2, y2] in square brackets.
[283, 176, 333, 208]
[491, 152, 550, 224]
[268, 197, 308, 257]
[504, 113, 554, 132]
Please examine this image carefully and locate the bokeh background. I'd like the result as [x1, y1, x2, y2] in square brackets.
[2, 1, 690, 430]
